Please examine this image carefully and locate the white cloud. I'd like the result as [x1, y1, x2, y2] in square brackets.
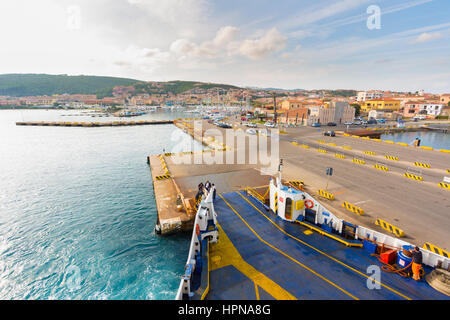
[213, 26, 239, 46]
[411, 32, 442, 43]
[236, 28, 287, 60]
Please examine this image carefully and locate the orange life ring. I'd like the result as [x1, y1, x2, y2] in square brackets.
[195, 224, 200, 236]
[305, 199, 314, 209]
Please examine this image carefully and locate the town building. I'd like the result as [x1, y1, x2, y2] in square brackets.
[361, 98, 401, 113]
[307, 101, 355, 125]
[356, 91, 383, 102]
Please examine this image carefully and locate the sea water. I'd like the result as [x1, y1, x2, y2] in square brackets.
[0, 109, 203, 299]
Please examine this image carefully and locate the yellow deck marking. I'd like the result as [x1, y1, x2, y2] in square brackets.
[254, 282, 260, 300]
[304, 230, 314, 235]
[200, 241, 210, 300]
[219, 194, 359, 300]
[210, 224, 296, 300]
[236, 192, 412, 300]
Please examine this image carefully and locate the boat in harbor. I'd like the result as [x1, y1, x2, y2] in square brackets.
[118, 110, 147, 117]
[176, 167, 450, 300]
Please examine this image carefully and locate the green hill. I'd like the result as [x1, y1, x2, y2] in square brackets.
[133, 80, 241, 95]
[0, 74, 142, 97]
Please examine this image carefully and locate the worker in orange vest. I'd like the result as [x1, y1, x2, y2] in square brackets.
[410, 247, 423, 280]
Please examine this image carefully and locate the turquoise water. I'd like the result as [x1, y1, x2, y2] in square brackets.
[380, 131, 450, 150]
[0, 109, 202, 299]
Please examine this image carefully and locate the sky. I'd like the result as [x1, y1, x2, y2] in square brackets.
[0, 0, 449, 92]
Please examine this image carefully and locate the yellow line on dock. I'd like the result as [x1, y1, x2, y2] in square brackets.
[211, 224, 296, 300]
[254, 282, 260, 300]
[219, 194, 359, 300]
[236, 191, 412, 301]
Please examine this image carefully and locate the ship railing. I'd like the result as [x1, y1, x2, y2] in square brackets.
[175, 187, 218, 300]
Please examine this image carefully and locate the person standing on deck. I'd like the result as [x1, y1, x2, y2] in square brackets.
[212, 184, 216, 201]
[410, 247, 423, 280]
[205, 181, 211, 192]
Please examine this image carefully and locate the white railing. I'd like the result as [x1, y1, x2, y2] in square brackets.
[175, 187, 218, 300]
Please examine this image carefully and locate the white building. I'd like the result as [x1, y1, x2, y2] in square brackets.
[307, 102, 355, 125]
[421, 103, 444, 117]
[357, 91, 383, 102]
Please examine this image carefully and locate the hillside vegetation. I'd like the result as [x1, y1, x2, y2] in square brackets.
[0, 74, 142, 97]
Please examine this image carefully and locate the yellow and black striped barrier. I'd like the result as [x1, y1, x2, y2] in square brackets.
[317, 189, 335, 200]
[155, 174, 171, 181]
[352, 158, 366, 165]
[364, 151, 376, 156]
[335, 153, 346, 159]
[438, 182, 450, 190]
[317, 148, 328, 154]
[404, 172, 423, 181]
[274, 192, 278, 213]
[413, 162, 431, 168]
[423, 242, 449, 258]
[373, 164, 389, 171]
[375, 218, 405, 237]
[342, 201, 364, 216]
[385, 155, 399, 161]
[288, 181, 305, 188]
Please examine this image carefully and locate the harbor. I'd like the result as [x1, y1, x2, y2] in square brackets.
[149, 118, 450, 248]
[145, 116, 450, 299]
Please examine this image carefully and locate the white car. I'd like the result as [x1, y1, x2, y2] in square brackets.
[246, 128, 257, 135]
[265, 122, 276, 128]
[245, 122, 257, 128]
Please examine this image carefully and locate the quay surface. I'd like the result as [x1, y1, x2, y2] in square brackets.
[149, 118, 450, 253]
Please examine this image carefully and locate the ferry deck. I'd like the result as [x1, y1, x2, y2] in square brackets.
[188, 190, 448, 300]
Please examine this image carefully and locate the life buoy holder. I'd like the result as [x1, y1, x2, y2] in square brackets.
[305, 199, 314, 209]
[195, 224, 200, 236]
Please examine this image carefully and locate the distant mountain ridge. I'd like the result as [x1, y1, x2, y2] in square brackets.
[0, 74, 244, 97]
[0, 74, 142, 97]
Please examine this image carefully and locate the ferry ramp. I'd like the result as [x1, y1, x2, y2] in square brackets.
[206, 191, 448, 300]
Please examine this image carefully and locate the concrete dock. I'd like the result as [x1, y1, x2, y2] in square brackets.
[148, 118, 449, 252]
[16, 120, 174, 127]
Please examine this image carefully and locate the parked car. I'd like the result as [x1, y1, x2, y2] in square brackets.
[245, 122, 257, 128]
[265, 122, 277, 128]
[312, 123, 321, 127]
[327, 122, 337, 126]
[413, 115, 427, 120]
[367, 119, 377, 124]
[377, 119, 386, 124]
[246, 128, 257, 135]
[353, 121, 362, 125]
[344, 121, 353, 125]
[258, 129, 271, 136]
[324, 130, 335, 137]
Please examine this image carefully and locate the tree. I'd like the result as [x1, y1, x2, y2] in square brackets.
[351, 103, 361, 116]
